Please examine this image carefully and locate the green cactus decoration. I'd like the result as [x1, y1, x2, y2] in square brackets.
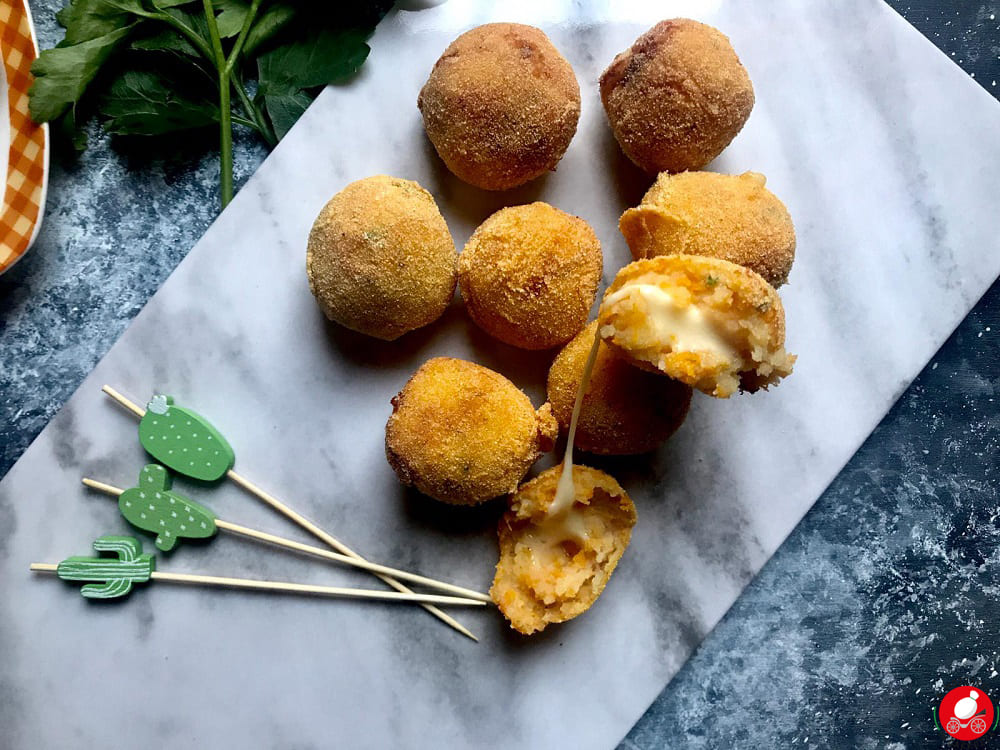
[56, 536, 155, 599]
[118, 464, 218, 552]
[138, 394, 235, 482]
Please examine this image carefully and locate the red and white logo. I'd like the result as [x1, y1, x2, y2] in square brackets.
[939, 685, 994, 740]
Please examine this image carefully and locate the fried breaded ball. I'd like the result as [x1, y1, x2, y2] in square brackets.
[547, 321, 692, 455]
[597, 256, 795, 398]
[459, 203, 602, 350]
[492, 464, 636, 634]
[600, 19, 754, 173]
[306, 176, 457, 341]
[620, 171, 796, 286]
[418, 23, 581, 190]
[385, 358, 558, 505]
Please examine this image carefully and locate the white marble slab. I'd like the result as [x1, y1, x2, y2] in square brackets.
[2, 1, 999, 747]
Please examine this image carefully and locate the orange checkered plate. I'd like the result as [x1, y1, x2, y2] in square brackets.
[0, 0, 47, 275]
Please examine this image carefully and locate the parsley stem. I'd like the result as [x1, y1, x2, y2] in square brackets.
[232, 114, 259, 131]
[226, 0, 263, 77]
[234, 77, 277, 147]
[202, 0, 233, 208]
[227, 1, 276, 147]
[147, 10, 214, 62]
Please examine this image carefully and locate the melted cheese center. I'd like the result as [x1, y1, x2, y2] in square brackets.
[603, 282, 738, 362]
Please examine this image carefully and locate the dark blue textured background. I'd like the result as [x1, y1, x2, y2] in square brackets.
[1, 3, 997, 747]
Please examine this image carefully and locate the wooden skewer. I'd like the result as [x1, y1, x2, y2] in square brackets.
[29, 563, 485, 606]
[101, 385, 481, 640]
[82, 478, 491, 603]
[102, 385, 145, 417]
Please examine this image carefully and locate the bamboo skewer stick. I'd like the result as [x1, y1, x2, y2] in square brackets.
[220, 471, 482, 637]
[101, 384, 481, 640]
[82, 478, 491, 603]
[102, 385, 144, 417]
[29, 563, 485, 606]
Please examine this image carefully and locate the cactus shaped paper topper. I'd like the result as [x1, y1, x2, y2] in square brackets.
[138, 394, 235, 481]
[56, 536, 155, 599]
[119, 464, 217, 551]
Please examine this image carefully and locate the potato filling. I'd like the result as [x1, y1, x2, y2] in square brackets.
[599, 270, 793, 397]
[510, 492, 617, 604]
[492, 465, 636, 634]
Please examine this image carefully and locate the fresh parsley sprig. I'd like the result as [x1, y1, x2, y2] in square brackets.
[30, 0, 394, 207]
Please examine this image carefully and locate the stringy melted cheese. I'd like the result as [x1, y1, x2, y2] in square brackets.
[534, 330, 603, 554]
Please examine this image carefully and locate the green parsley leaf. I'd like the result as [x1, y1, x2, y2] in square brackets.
[255, 26, 372, 140]
[214, 0, 249, 39]
[161, 6, 212, 48]
[242, 3, 295, 56]
[30, 25, 134, 123]
[99, 68, 217, 136]
[131, 28, 199, 57]
[53, 108, 89, 154]
[261, 87, 311, 140]
[257, 28, 370, 91]
[151, 0, 198, 8]
[56, 0, 136, 44]
[29, 0, 390, 207]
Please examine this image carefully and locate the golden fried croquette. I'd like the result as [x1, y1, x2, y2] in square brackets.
[491, 464, 636, 634]
[418, 23, 581, 190]
[547, 321, 692, 455]
[459, 203, 602, 350]
[597, 256, 795, 398]
[620, 171, 796, 286]
[306, 175, 457, 341]
[385, 358, 558, 505]
[600, 19, 754, 174]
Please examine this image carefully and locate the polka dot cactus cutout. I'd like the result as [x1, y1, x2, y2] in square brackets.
[118, 464, 217, 551]
[138, 395, 235, 482]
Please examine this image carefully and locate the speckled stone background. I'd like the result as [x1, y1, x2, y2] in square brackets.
[1, 2, 997, 748]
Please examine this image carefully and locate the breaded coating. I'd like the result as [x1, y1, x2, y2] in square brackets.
[418, 23, 581, 190]
[459, 202, 602, 350]
[620, 171, 796, 286]
[492, 464, 636, 635]
[385, 358, 559, 506]
[306, 175, 457, 341]
[597, 256, 795, 398]
[547, 321, 692, 455]
[600, 19, 754, 174]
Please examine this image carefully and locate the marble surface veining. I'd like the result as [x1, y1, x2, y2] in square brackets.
[1, 1, 1000, 748]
